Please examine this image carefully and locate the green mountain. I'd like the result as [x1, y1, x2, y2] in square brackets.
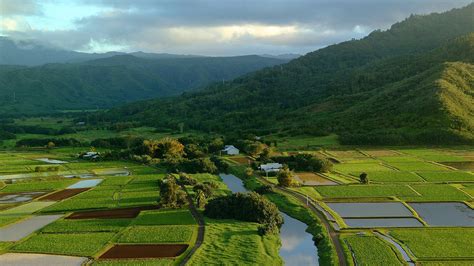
[102, 4, 474, 145]
[0, 55, 288, 114]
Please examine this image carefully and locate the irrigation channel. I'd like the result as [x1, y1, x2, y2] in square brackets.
[219, 173, 319, 266]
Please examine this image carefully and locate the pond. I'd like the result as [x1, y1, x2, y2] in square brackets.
[344, 218, 423, 228]
[219, 173, 319, 265]
[409, 202, 474, 227]
[35, 158, 68, 164]
[67, 179, 103, 189]
[326, 202, 413, 218]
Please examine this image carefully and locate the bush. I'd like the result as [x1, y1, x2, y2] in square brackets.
[179, 158, 218, 174]
[255, 185, 274, 195]
[204, 192, 283, 235]
[277, 168, 295, 187]
[178, 173, 197, 185]
[272, 153, 333, 172]
[193, 183, 214, 198]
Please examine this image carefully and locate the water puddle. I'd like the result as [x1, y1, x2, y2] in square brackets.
[219, 173, 319, 265]
[0, 192, 45, 203]
[409, 202, 474, 226]
[326, 202, 413, 218]
[344, 218, 423, 228]
[67, 179, 103, 189]
[36, 158, 68, 164]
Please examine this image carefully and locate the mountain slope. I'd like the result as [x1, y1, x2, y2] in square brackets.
[0, 55, 288, 114]
[101, 4, 474, 144]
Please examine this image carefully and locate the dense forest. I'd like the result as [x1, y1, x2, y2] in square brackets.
[0, 54, 288, 114]
[97, 4, 474, 145]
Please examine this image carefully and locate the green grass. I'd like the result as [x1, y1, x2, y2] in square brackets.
[12, 232, 116, 256]
[118, 191, 159, 207]
[379, 156, 424, 163]
[315, 185, 419, 198]
[416, 171, 474, 182]
[41, 219, 132, 233]
[118, 225, 194, 243]
[188, 218, 282, 265]
[387, 162, 448, 171]
[1, 201, 55, 215]
[334, 163, 393, 174]
[343, 234, 405, 266]
[390, 228, 474, 259]
[268, 134, 339, 150]
[0, 179, 76, 192]
[353, 171, 424, 183]
[0, 215, 25, 227]
[41, 198, 116, 212]
[133, 210, 196, 226]
[98, 176, 133, 186]
[403, 184, 472, 201]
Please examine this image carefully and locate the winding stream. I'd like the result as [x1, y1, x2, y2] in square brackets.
[219, 174, 319, 265]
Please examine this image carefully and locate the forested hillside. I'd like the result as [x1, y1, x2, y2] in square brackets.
[101, 4, 474, 145]
[0, 55, 288, 114]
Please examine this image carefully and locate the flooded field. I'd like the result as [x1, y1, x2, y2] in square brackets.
[344, 218, 423, 228]
[36, 158, 68, 164]
[67, 179, 103, 189]
[326, 202, 413, 218]
[409, 202, 474, 227]
[0, 192, 45, 203]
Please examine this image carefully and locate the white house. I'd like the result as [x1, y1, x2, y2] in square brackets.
[222, 145, 240, 155]
[259, 163, 283, 174]
[82, 151, 100, 160]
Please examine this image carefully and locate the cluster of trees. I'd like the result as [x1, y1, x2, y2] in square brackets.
[272, 153, 333, 172]
[16, 138, 84, 148]
[159, 173, 218, 209]
[204, 192, 283, 235]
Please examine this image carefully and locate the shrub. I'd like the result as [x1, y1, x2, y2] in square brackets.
[277, 168, 295, 187]
[204, 192, 283, 235]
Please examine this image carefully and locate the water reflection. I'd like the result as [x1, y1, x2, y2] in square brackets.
[219, 173, 319, 265]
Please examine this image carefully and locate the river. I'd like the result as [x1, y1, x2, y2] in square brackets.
[219, 173, 319, 265]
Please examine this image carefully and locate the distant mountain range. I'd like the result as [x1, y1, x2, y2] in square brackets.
[0, 37, 300, 66]
[0, 49, 292, 114]
[100, 3, 474, 145]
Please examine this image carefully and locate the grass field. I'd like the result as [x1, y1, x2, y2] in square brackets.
[41, 218, 132, 233]
[93, 259, 174, 266]
[118, 225, 194, 243]
[342, 234, 405, 266]
[416, 171, 474, 182]
[387, 162, 448, 171]
[12, 232, 116, 256]
[0, 179, 76, 192]
[354, 171, 424, 183]
[403, 184, 472, 201]
[390, 228, 474, 259]
[188, 218, 282, 265]
[133, 210, 196, 226]
[334, 163, 393, 174]
[315, 185, 418, 198]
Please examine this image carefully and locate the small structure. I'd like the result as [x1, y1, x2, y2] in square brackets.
[76, 121, 86, 126]
[259, 163, 283, 174]
[222, 145, 239, 155]
[81, 151, 100, 160]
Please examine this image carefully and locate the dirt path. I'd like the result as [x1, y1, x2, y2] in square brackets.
[257, 176, 348, 266]
[179, 184, 205, 266]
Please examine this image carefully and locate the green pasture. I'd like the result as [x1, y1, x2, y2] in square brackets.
[188, 218, 282, 265]
[12, 232, 115, 256]
[315, 185, 418, 198]
[41, 218, 132, 233]
[118, 225, 194, 243]
[390, 228, 474, 259]
[342, 234, 405, 266]
[416, 171, 474, 182]
[353, 171, 424, 183]
[0, 179, 75, 193]
[403, 184, 471, 201]
[133, 210, 196, 226]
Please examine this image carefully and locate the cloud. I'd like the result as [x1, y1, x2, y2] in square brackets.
[0, 0, 42, 16]
[2, 0, 472, 55]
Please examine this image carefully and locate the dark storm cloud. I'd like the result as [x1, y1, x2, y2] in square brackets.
[2, 0, 472, 55]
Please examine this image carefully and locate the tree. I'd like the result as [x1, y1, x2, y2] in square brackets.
[277, 168, 294, 187]
[195, 190, 207, 208]
[359, 172, 369, 184]
[46, 141, 55, 149]
[204, 192, 283, 235]
[208, 137, 224, 153]
[258, 147, 272, 162]
[160, 175, 187, 208]
[244, 167, 254, 178]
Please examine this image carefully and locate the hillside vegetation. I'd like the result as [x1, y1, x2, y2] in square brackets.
[100, 4, 474, 145]
[0, 55, 288, 114]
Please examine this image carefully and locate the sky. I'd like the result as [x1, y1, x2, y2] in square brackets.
[0, 0, 472, 55]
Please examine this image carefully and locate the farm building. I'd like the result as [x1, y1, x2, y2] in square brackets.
[259, 163, 283, 174]
[222, 145, 240, 155]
